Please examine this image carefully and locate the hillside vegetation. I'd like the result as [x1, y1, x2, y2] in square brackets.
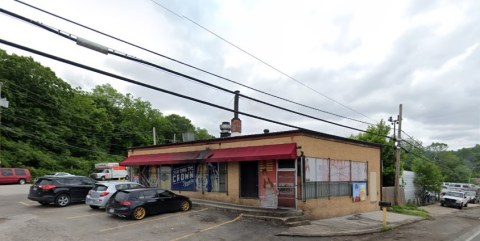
[0, 49, 213, 177]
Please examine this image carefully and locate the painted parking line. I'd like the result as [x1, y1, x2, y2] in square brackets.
[18, 201, 36, 206]
[66, 213, 105, 219]
[98, 208, 209, 233]
[169, 214, 243, 241]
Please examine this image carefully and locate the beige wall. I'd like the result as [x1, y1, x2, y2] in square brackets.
[130, 132, 381, 219]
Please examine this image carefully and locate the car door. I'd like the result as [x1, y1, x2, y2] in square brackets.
[80, 177, 96, 199]
[67, 177, 85, 201]
[140, 189, 161, 214]
[157, 190, 177, 212]
[0, 168, 14, 184]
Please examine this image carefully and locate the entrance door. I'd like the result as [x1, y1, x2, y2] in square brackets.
[240, 161, 259, 198]
[277, 160, 296, 209]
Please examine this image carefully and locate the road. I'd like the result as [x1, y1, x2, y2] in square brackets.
[1, 184, 480, 241]
[0, 184, 308, 241]
[323, 204, 480, 241]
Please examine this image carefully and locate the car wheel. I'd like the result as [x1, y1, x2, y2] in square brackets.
[125, 175, 129, 180]
[18, 179, 26, 185]
[441, 202, 444, 206]
[38, 201, 49, 206]
[464, 202, 468, 207]
[180, 200, 191, 211]
[55, 194, 71, 207]
[459, 205, 463, 209]
[131, 207, 146, 220]
[101, 176, 106, 181]
[90, 205, 100, 210]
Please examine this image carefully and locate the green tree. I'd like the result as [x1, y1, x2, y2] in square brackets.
[351, 120, 396, 186]
[412, 160, 443, 205]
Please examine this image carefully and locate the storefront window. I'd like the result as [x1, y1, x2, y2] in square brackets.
[166, 163, 227, 193]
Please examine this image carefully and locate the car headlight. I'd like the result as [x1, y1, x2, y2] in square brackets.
[456, 200, 462, 203]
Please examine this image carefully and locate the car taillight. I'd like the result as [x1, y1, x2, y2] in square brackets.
[40, 185, 56, 190]
[100, 192, 110, 197]
[119, 201, 131, 206]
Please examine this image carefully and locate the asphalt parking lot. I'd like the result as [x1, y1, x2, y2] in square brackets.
[0, 184, 291, 241]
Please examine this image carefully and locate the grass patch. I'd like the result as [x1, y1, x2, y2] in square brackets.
[387, 204, 430, 218]
[381, 225, 393, 232]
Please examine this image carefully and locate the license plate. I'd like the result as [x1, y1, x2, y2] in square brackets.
[33, 187, 37, 191]
[109, 208, 114, 213]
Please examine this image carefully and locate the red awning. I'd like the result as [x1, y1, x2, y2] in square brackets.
[206, 143, 297, 162]
[120, 150, 210, 166]
[120, 143, 297, 166]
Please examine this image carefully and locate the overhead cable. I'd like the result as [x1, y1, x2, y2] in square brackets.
[11, 1, 373, 126]
[0, 38, 311, 132]
[149, 0, 375, 123]
[0, 9, 385, 137]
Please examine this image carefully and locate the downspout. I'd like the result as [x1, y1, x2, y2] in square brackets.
[300, 151, 305, 202]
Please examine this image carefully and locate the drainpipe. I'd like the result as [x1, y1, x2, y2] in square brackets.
[300, 151, 305, 202]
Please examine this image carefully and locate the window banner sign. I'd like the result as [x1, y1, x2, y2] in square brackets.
[172, 164, 196, 191]
[259, 160, 277, 208]
[352, 182, 367, 202]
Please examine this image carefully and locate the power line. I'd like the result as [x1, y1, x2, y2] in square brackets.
[0, 8, 384, 137]
[0, 124, 122, 157]
[149, 0, 375, 123]
[0, 38, 311, 132]
[10, 1, 373, 126]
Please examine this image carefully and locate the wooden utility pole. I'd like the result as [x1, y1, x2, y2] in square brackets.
[394, 104, 403, 205]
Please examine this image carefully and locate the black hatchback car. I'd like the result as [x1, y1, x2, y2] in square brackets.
[106, 188, 191, 220]
[28, 176, 96, 207]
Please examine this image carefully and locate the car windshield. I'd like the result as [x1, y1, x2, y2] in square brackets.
[446, 192, 464, 198]
[36, 179, 53, 185]
[93, 185, 108, 191]
[114, 191, 131, 201]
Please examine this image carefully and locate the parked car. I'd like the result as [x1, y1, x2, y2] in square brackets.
[106, 188, 191, 220]
[86, 181, 143, 209]
[0, 168, 31, 185]
[465, 191, 479, 204]
[28, 176, 96, 207]
[48, 172, 74, 176]
[440, 191, 469, 209]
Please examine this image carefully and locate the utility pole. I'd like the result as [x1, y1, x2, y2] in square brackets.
[394, 104, 403, 205]
[152, 127, 157, 145]
[0, 82, 8, 168]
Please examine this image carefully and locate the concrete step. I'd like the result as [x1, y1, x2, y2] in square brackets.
[192, 198, 308, 226]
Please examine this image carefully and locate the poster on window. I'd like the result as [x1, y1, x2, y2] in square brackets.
[330, 160, 350, 181]
[259, 160, 277, 208]
[351, 161, 367, 181]
[305, 158, 329, 182]
[352, 182, 367, 202]
[172, 164, 196, 191]
[305, 158, 315, 182]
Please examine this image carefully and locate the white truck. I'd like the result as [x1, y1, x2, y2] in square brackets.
[440, 191, 469, 209]
[90, 163, 129, 181]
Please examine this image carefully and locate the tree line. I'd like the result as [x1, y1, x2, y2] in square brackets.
[351, 120, 480, 194]
[0, 49, 213, 177]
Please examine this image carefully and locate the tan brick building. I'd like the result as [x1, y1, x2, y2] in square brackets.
[120, 130, 382, 219]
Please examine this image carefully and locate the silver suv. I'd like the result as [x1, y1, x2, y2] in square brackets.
[86, 181, 143, 209]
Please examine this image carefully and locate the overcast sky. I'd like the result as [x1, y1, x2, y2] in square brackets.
[0, 0, 479, 151]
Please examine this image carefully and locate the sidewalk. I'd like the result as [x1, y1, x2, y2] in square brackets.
[277, 210, 424, 237]
[279, 203, 471, 237]
[193, 198, 470, 237]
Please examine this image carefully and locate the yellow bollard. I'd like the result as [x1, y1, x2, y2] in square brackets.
[382, 207, 387, 226]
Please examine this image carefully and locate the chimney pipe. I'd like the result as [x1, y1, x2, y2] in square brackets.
[231, 90, 241, 136]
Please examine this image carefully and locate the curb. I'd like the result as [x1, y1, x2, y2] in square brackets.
[277, 216, 426, 237]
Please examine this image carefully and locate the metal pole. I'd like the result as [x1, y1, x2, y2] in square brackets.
[394, 104, 403, 205]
